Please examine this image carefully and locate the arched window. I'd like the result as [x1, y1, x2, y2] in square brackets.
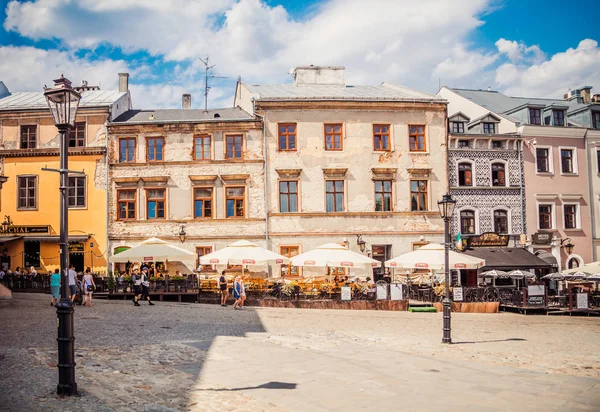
[460, 210, 476, 234]
[458, 162, 473, 186]
[493, 210, 509, 234]
[568, 259, 579, 269]
[491, 162, 506, 186]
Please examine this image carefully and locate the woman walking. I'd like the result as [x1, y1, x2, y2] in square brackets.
[81, 268, 96, 307]
[140, 268, 155, 306]
[232, 276, 242, 310]
[50, 268, 60, 306]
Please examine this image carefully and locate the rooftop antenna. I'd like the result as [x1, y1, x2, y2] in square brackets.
[199, 56, 228, 111]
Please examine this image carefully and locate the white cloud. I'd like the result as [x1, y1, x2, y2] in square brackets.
[495, 38, 545, 64]
[433, 44, 497, 79]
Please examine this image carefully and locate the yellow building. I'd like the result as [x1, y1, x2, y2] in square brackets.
[0, 74, 131, 273]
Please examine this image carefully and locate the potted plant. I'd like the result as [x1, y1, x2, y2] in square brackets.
[123, 275, 132, 293]
[107, 272, 116, 294]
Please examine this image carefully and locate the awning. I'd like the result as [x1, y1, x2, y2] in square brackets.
[534, 251, 559, 268]
[462, 248, 553, 270]
[25, 235, 91, 243]
[0, 236, 23, 243]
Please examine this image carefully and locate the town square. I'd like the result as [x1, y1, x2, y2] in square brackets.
[1, 0, 600, 411]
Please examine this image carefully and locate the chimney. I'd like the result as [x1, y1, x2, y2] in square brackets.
[293, 66, 345, 86]
[580, 86, 592, 104]
[118, 73, 129, 93]
[182, 94, 191, 109]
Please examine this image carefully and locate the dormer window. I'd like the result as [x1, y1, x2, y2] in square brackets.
[529, 108, 541, 125]
[593, 112, 600, 129]
[491, 140, 503, 149]
[553, 110, 565, 126]
[483, 123, 495, 134]
[457, 140, 469, 148]
[451, 122, 464, 133]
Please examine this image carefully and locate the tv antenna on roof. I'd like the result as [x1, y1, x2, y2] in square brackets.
[199, 56, 228, 112]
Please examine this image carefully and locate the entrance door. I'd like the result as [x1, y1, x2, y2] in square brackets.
[69, 253, 84, 272]
[372, 245, 391, 282]
[24, 240, 40, 268]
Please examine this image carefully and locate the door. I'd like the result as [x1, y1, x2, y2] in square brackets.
[372, 245, 391, 282]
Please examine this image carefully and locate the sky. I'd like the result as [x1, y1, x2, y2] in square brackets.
[0, 0, 598, 110]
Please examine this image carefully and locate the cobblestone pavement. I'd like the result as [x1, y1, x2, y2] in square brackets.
[1, 293, 599, 411]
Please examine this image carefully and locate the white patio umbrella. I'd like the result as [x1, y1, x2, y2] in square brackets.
[587, 273, 600, 281]
[290, 243, 381, 269]
[563, 271, 591, 280]
[481, 270, 509, 279]
[563, 261, 600, 274]
[109, 237, 196, 263]
[385, 243, 485, 270]
[507, 270, 536, 280]
[198, 240, 289, 266]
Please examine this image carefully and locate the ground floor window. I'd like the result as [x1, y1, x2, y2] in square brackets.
[280, 246, 299, 277]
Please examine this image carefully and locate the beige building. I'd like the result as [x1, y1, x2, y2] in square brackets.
[106, 102, 265, 274]
[235, 66, 448, 279]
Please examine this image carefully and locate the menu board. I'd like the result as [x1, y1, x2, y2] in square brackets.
[576, 293, 588, 309]
[390, 284, 403, 300]
[376, 284, 388, 300]
[341, 286, 351, 301]
[453, 287, 464, 302]
[527, 295, 545, 306]
[528, 285, 545, 296]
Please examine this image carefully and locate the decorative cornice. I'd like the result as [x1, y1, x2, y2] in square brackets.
[275, 168, 302, 178]
[0, 147, 106, 158]
[407, 167, 432, 178]
[189, 175, 218, 183]
[220, 173, 250, 182]
[322, 167, 348, 177]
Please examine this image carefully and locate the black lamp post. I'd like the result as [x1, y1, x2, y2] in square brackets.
[437, 193, 456, 344]
[356, 235, 366, 253]
[179, 225, 186, 243]
[44, 75, 81, 396]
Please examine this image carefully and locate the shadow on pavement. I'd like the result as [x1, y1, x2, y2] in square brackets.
[453, 337, 527, 345]
[200, 381, 297, 391]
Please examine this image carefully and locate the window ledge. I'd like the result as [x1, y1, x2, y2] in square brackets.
[560, 172, 579, 176]
[408, 151, 429, 155]
[535, 172, 554, 176]
[563, 228, 583, 232]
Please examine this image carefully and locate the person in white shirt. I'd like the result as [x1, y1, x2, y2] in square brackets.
[68, 264, 78, 301]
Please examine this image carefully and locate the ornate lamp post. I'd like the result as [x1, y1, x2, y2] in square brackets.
[437, 193, 456, 344]
[44, 75, 81, 396]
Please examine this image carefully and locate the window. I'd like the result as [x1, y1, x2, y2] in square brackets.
[539, 205, 553, 229]
[553, 110, 565, 126]
[493, 210, 509, 234]
[67, 177, 86, 208]
[375, 180, 392, 211]
[226, 135, 243, 159]
[119, 138, 135, 162]
[597, 150, 600, 174]
[458, 162, 473, 186]
[409, 125, 426, 151]
[17, 176, 37, 209]
[491, 140, 503, 149]
[460, 210, 476, 234]
[194, 135, 211, 160]
[279, 181, 298, 213]
[529, 108, 541, 125]
[278, 124, 296, 151]
[491, 163, 506, 186]
[568, 258, 579, 269]
[457, 140, 469, 148]
[410, 180, 427, 211]
[146, 137, 164, 162]
[536, 148, 550, 173]
[483, 123, 495, 134]
[20, 125, 37, 149]
[196, 246, 213, 271]
[564, 205, 578, 229]
[451, 122, 464, 133]
[193, 188, 213, 218]
[117, 190, 136, 220]
[226, 187, 245, 218]
[594, 112, 600, 129]
[560, 149, 574, 173]
[69, 122, 86, 147]
[325, 124, 343, 151]
[373, 124, 391, 151]
[325, 180, 344, 212]
[146, 189, 165, 219]
[280, 246, 299, 277]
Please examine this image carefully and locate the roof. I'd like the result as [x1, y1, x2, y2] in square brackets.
[462, 248, 553, 270]
[243, 82, 446, 103]
[111, 107, 255, 124]
[0, 89, 126, 111]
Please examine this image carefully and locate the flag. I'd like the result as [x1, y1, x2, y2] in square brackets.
[455, 232, 463, 250]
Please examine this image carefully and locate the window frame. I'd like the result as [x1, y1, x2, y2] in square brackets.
[451, 122, 464, 134]
[490, 160, 508, 187]
[492, 207, 510, 234]
[119, 137, 136, 163]
[225, 134, 244, 159]
[458, 208, 478, 235]
[529, 108, 542, 125]
[483, 122, 496, 134]
[146, 136, 165, 162]
[593, 112, 600, 129]
[278, 180, 299, 213]
[20, 125, 37, 149]
[457, 140, 470, 148]
[563, 203, 580, 230]
[67, 176, 87, 209]
[535, 146, 553, 174]
[193, 186, 214, 219]
[225, 186, 246, 218]
[457, 160, 474, 187]
[597, 150, 600, 174]
[117, 189, 137, 221]
[193, 134, 212, 160]
[537, 202, 555, 230]
[325, 179, 345, 213]
[16, 175, 38, 210]
[324, 123, 343, 151]
[375, 180, 393, 212]
[68, 122, 86, 147]
[491, 140, 503, 149]
[196, 246, 214, 271]
[559, 146, 578, 175]
[280, 245, 300, 277]
[145, 188, 166, 220]
[408, 124, 426, 152]
[278, 123, 297, 152]
[373, 124, 391, 151]
[552, 110, 565, 126]
[409, 180, 428, 212]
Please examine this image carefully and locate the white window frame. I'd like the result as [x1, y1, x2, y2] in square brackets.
[536, 202, 556, 231]
[491, 207, 511, 234]
[456, 158, 475, 187]
[558, 146, 578, 175]
[534, 145, 554, 175]
[457, 206, 479, 235]
[490, 159, 509, 187]
[562, 202, 581, 230]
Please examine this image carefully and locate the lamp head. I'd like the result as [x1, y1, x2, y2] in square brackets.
[44, 75, 81, 129]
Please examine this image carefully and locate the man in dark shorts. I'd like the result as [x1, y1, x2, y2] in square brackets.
[132, 268, 141, 306]
[219, 270, 228, 306]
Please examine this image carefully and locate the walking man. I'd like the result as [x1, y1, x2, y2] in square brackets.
[132, 268, 142, 306]
[68, 264, 78, 302]
[219, 270, 228, 306]
[140, 268, 154, 306]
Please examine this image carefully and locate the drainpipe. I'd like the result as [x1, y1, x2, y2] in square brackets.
[253, 99, 269, 246]
[585, 130, 596, 260]
[518, 137, 525, 235]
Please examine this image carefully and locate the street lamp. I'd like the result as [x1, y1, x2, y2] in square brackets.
[356, 235, 366, 253]
[44, 75, 81, 396]
[2, 215, 13, 232]
[179, 224, 186, 243]
[561, 238, 575, 255]
[437, 193, 456, 344]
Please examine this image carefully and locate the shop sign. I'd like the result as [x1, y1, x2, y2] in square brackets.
[527, 295, 545, 306]
[0, 225, 50, 235]
[453, 287, 464, 302]
[69, 242, 84, 252]
[466, 232, 510, 248]
[341, 286, 351, 301]
[532, 232, 553, 245]
[143, 256, 153, 261]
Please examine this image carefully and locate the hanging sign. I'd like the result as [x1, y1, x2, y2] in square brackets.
[532, 232, 553, 245]
[68, 242, 84, 252]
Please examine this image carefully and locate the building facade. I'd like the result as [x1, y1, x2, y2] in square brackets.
[236, 66, 448, 279]
[107, 104, 265, 275]
[0, 74, 131, 273]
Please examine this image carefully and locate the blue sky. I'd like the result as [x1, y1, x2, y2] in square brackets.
[0, 0, 598, 109]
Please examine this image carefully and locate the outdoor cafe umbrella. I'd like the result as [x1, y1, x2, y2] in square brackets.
[563, 261, 600, 274]
[109, 237, 196, 263]
[563, 271, 591, 280]
[481, 270, 509, 279]
[507, 270, 536, 280]
[384, 243, 485, 271]
[587, 273, 600, 281]
[198, 240, 290, 266]
[542, 272, 566, 281]
[290, 243, 381, 269]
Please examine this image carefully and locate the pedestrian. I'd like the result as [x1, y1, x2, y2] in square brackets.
[82, 268, 96, 307]
[140, 268, 154, 306]
[50, 268, 61, 306]
[219, 270, 228, 306]
[132, 268, 141, 306]
[68, 265, 78, 302]
[233, 276, 242, 310]
[239, 277, 247, 309]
